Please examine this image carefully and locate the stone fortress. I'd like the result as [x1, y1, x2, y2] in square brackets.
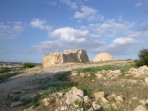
[43, 49, 113, 68]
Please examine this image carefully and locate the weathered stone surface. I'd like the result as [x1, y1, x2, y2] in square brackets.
[107, 70, 121, 78]
[60, 106, 67, 110]
[128, 65, 148, 77]
[144, 78, 148, 85]
[92, 101, 101, 110]
[94, 92, 105, 100]
[63, 49, 89, 62]
[134, 105, 147, 111]
[84, 96, 91, 103]
[43, 52, 62, 67]
[66, 87, 84, 105]
[43, 49, 89, 68]
[43, 98, 50, 106]
[115, 96, 124, 103]
[96, 72, 103, 79]
[88, 107, 94, 111]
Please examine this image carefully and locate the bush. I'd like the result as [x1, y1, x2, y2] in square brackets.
[23, 63, 35, 68]
[135, 48, 148, 66]
[0, 67, 10, 73]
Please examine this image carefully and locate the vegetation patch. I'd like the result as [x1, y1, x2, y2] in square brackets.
[0, 71, 20, 83]
[23, 63, 35, 68]
[74, 64, 132, 74]
[31, 71, 77, 108]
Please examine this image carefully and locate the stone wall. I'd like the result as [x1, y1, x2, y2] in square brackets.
[43, 49, 89, 68]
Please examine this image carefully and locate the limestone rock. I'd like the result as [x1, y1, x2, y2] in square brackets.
[66, 87, 84, 105]
[80, 73, 85, 77]
[111, 103, 118, 110]
[84, 96, 91, 104]
[60, 106, 67, 110]
[134, 105, 147, 111]
[144, 78, 148, 85]
[93, 52, 113, 62]
[43, 49, 89, 68]
[71, 72, 78, 76]
[43, 98, 50, 106]
[92, 101, 101, 110]
[96, 72, 103, 79]
[94, 92, 104, 100]
[107, 70, 121, 78]
[88, 107, 94, 111]
[115, 96, 124, 103]
[43, 52, 62, 67]
[128, 65, 148, 77]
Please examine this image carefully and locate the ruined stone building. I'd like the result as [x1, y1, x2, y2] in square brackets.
[43, 49, 89, 68]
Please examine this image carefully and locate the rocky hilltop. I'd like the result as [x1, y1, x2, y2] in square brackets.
[43, 49, 89, 68]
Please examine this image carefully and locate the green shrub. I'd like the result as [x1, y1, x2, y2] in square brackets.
[0, 67, 10, 73]
[135, 48, 148, 66]
[23, 62, 35, 68]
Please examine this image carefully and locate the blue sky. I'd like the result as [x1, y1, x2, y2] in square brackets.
[0, 0, 148, 63]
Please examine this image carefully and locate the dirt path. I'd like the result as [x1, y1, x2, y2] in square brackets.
[0, 60, 131, 111]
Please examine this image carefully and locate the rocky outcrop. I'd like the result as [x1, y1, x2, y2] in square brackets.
[43, 49, 89, 68]
[128, 65, 148, 77]
[134, 105, 147, 111]
[66, 87, 84, 105]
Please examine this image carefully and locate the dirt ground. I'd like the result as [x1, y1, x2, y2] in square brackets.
[0, 60, 130, 111]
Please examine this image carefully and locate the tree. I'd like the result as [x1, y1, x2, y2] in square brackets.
[135, 48, 148, 66]
[23, 62, 35, 68]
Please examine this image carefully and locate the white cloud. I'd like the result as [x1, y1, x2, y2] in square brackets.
[74, 5, 97, 18]
[33, 27, 103, 52]
[113, 37, 135, 45]
[30, 19, 52, 31]
[88, 19, 134, 37]
[61, 0, 78, 9]
[51, 27, 88, 43]
[74, 5, 104, 22]
[0, 21, 24, 39]
[30, 12, 147, 58]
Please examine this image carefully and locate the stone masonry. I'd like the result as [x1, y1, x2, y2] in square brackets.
[43, 49, 89, 68]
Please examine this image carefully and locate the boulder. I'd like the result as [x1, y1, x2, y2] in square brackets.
[92, 101, 101, 110]
[66, 87, 84, 105]
[128, 65, 148, 77]
[43, 98, 50, 106]
[107, 70, 121, 78]
[84, 96, 91, 103]
[96, 72, 103, 79]
[94, 92, 105, 100]
[43, 49, 89, 68]
[134, 105, 147, 111]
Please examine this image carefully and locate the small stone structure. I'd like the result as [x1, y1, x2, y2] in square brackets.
[43, 49, 89, 68]
[93, 52, 113, 62]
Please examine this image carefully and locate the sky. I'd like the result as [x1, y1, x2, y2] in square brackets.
[0, 0, 148, 63]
